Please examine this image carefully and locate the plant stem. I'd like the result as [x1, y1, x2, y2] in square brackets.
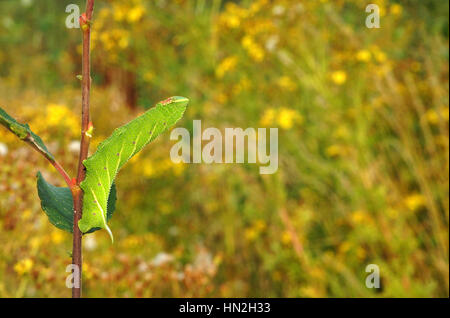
[24, 139, 72, 188]
[72, 0, 95, 298]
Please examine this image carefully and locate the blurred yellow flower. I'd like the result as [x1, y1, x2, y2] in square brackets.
[233, 77, 251, 95]
[46, 104, 69, 126]
[254, 220, 266, 231]
[142, 161, 154, 177]
[14, 258, 34, 276]
[128, 5, 145, 23]
[326, 144, 349, 157]
[244, 227, 258, 241]
[351, 210, 372, 225]
[405, 194, 426, 211]
[241, 36, 265, 62]
[425, 107, 449, 125]
[216, 56, 238, 78]
[220, 3, 248, 29]
[122, 235, 141, 248]
[277, 76, 297, 91]
[390, 4, 403, 16]
[374, 51, 387, 63]
[172, 162, 186, 176]
[45, 103, 79, 135]
[300, 285, 323, 298]
[281, 231, 292, 245]
[277, 108, 303, 130]
[260, 108, 276, 126]
[356, 50, 371, 63]
[51, 230, 64, 244]
[338, 241, 352, 254]
[83, 263, 94, 280]
[118, 36, 129, 49]
[331, 71, 347, 85]
[22, 209, 32, 221]
[30, 237, 41, 250]
[333, 125, 350, 139]
[356, 247, 366, 260]
[245, 220, 266, 241]
[249, 0, 268, 14]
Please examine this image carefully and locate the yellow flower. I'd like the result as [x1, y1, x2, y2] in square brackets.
[113, 4, 127, 22]
[405, 194, 426, 211]
[128, 5, 145, 23]
[30, 237, 41, 250]
[51, 230, 65, 244]
[220, 3, 248, 29]
[142, 161, 154, 177]
[260, 108, 276, 126]
[254, 220, 266, 231]
[425, 107, 449, 124]
[300, 285, 323, 298]
[374, 51, 387, 63]
[244, 227, 258, 241]
[172, 162, 186, 176]
[326, 144, 349, 157]
[277, 76, 297, 91]
[390, 4, 403, 16]
[241, 36, 265, 62]
[356, 50, 371, 62]
[83, 263, 94, 280]
[216, 56, 238, 78]
[333, 125, 350, 139]
[249, 0, 268, 14]
[45, 103, 79, 135]
[277, 108, 303, 130]
[46, 103, 69, 126]
[331, 71, 347, 85]
[222, 15, 240, 28]
[118, 36, 129, 49]
[281, 231, 292, 245]
[351, 210, 372, 224]
[338, 241, 351, 254]
[356, 247, 367, 260]
[14, 258, 34, 276]
[245, 220, 266, 241]
[233, 77, 251, 95]
[122, 235, 141, 248]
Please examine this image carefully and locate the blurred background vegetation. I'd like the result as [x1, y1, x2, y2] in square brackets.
[0, 0, 448, 297]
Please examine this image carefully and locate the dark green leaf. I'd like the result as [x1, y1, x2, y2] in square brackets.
[37, 172, 117, 233]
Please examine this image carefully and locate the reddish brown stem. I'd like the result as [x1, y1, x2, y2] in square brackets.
[52, 160, 72, 188]
[72, 0, 95, 298]
[25, 139, 72, 188]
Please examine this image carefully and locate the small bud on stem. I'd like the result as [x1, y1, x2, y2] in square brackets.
[85, 122, 94, 138]
[79, 13, 90, 31]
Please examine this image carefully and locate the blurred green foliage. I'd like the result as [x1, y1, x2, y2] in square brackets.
[0, 0, 448, 297]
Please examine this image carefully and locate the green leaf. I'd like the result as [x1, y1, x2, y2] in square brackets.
[37, 172, 117, 233]
[79, 96, 189, 240]
[0, 107, 54, 161]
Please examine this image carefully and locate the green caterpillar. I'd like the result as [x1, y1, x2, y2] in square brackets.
[79, 96, 189, 240]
